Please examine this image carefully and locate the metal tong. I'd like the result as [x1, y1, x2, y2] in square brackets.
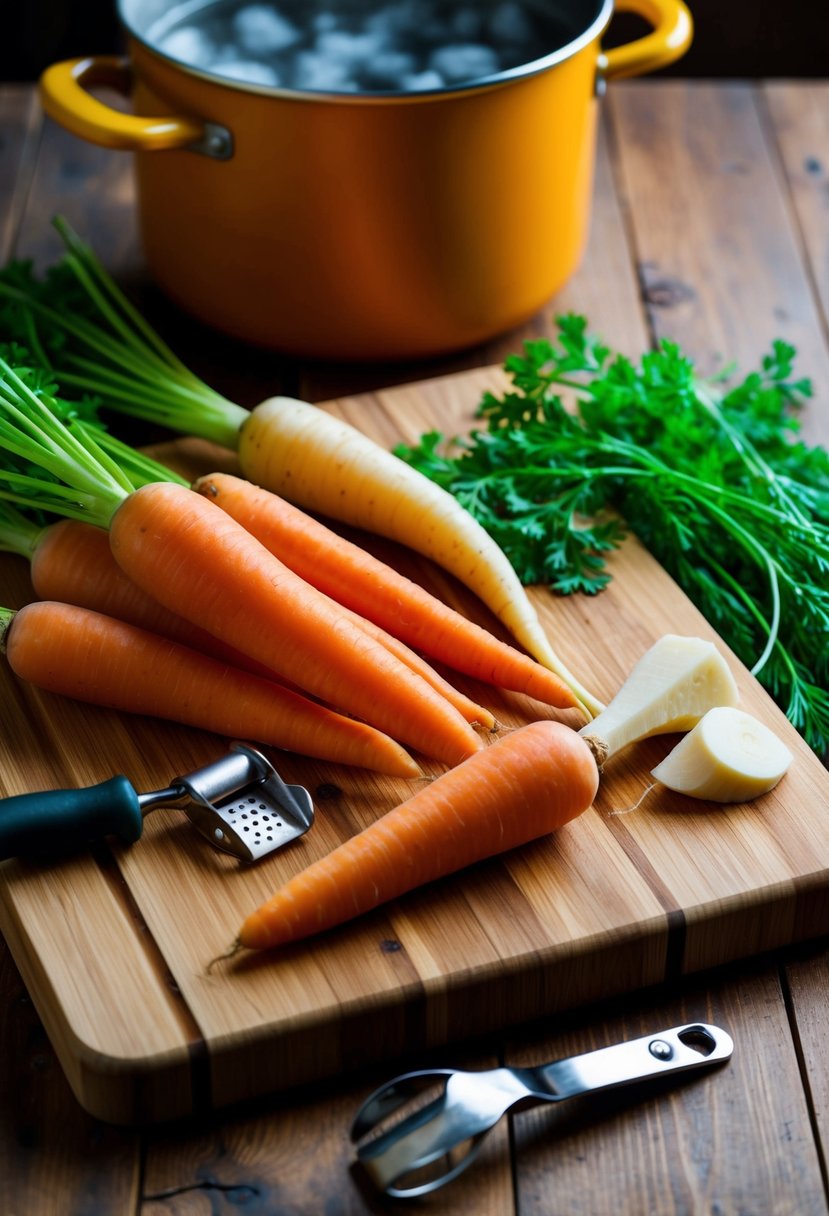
[0, 742, 314, 862]
[352, 1022, 734, 1198]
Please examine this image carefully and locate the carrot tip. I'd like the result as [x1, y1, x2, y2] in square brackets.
[205, 938, 245, 974]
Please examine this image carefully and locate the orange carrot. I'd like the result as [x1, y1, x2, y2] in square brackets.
[236, 721, 603, 951]
[29, 517, 277, 678]
[109, 483, 484, 767]
[194, 472, 580, 710]
[0, 601, 423, 778]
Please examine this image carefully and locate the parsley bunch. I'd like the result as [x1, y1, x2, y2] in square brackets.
[397, 316, 829, 753]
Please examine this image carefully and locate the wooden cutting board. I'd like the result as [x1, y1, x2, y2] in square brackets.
[1, 365, 827, 1126]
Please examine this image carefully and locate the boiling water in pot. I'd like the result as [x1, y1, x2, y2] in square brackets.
[144, 0, 577, 93]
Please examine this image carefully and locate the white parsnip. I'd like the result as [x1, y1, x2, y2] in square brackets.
[651, 707, 793, 802]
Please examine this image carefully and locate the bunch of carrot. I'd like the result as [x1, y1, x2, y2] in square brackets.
[0, 219, 603, 717]
[0, 356, 589, 787]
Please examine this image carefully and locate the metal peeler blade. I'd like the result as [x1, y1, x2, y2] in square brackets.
[162, 742, 315, 862]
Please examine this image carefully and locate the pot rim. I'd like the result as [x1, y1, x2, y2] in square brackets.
[118, 0, 615, 102]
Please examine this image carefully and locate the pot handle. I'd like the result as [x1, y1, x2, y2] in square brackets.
[39, 56, 206, 151]
[601, 0, 693, 81]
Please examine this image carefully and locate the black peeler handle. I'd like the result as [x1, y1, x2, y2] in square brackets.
[0, 776, 144, 861]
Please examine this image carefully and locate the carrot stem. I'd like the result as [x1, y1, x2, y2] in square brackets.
[0, 607, 13, 650]
[0, 501, 42, 560]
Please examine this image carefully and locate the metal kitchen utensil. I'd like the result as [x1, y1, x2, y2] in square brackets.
[352, 1022, 734, 1198]
[0, 742, 314, 863]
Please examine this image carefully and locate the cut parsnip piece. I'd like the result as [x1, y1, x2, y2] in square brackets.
[579, 635, 739, 760]
[651, 707, 793, 802]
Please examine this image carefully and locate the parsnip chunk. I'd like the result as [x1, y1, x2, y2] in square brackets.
[579, 635, 739, 760]
[651, 706, 793, 803]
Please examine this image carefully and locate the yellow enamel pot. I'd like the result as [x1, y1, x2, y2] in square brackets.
[40, 0, 692, 361]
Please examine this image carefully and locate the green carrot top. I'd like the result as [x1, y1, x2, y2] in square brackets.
[0, 347, 187, 527]
[0, 219, 248, 449]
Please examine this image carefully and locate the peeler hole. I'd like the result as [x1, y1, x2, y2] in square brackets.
[677, 1026, 717, 1056]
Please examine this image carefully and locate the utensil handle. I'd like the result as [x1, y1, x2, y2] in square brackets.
[541, 1023, 733, 1097]
[601, 0, 693, 81]
[0, 777, 143, 861]
[39, 56, 205, 152]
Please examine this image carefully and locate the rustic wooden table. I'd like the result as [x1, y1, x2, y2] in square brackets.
[1, 76, 828, 1213]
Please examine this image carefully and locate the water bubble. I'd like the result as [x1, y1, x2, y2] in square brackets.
[159, 27, 215, 67]
[402, 68, 445, 91]
[363, 49, 418, 89]
[428, 43, 500, 84]
[232, 5, 302, 55]
[294, 50, 358, 92]
[315, 30, 386, 67]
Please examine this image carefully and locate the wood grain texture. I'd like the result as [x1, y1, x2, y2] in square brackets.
[0, 363, 826, 1125]
[763, 82, 829, 343]
[142, 1044, 514, 1216]
[607, 81, 829, 447]
[0, 86, 42, 259]
[0, 930, 140, 1215]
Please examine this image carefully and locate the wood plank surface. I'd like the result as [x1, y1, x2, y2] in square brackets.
[1, 78, 828, 1215]
[759, 80, 829, 1216]
[508, 964, 829, 1216]
[764, 82, 829, 340]
[607, 81, 829, 444]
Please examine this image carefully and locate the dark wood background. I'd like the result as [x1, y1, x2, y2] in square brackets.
[5, 0, 828, 82]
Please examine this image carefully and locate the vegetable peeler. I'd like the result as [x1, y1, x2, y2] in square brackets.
[0, 742, 314, 863]
[352, 1022, 734, 1198]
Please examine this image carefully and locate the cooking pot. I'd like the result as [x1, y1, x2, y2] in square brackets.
[39, 0, 692, 361]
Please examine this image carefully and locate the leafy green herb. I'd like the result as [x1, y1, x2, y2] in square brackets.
[396, 315, 829, 753]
